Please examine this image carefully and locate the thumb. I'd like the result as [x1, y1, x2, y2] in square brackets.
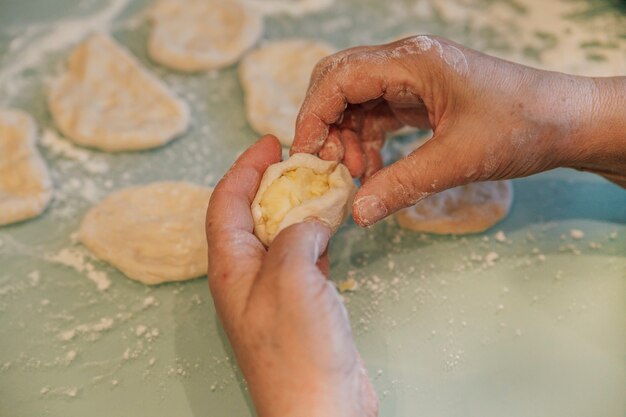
[257, 220, 332, 288]
[352, 134, 479, 226]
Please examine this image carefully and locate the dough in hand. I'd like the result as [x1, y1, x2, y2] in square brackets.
[79, 182, 212, 285]
[242, 0, 334, 16]
[148, 0, 263, 72]
[239, 40, 334, 146]
[48, 34, 189, 152]
[396, 181, 513, 235]
[0, 109, 53, 226]
[251, 153, 356, 246]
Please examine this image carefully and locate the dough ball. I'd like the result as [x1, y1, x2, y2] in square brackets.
[79, 182, 213, 285]
[0, 109, 53, 226]
[239, 40, 334, 146]
[251, 153, 356, 246]
[396, 181, 513, 235]
[242, 0, 334, 16]
[148, 0, 263, 72]
[48, 34, 189, 152]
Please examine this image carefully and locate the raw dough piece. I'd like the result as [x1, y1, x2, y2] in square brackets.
[48, 34, 189, 152]
[396, 181, 513, 235]
[148, 0, 263, 72]
[239, 40, 334, 146]
[251, 153, 356, 246]
[242, 0, 334, 16]
[0, 109, 53, 226]
[79, 182, 213, 285]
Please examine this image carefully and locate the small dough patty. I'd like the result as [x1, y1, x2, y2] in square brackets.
[0, 109, 53, 226]
[252, 153, 356, 246]
[48, 34, 189, 152]
[239, 39, 334, 146]
[396, 181, 513, 235]
[148, 0, 263, 72]
[79, 182, 213, 285]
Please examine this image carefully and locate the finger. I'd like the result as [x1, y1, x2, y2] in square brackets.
[316, 249, 330, 278]
[360, 103, 403, 179]
[319, 126, 345, 161]
[340, 129, 366, 178]
[206, 135, 282, 319]
[257, 220, 331, 291]
[292, 51, 415, 155]
[362, 140, 384, 180]
[352, 132, 476, 226]
[338, 107, 363, 132]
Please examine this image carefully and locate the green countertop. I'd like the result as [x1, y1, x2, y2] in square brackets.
[0, 0, 625, 416]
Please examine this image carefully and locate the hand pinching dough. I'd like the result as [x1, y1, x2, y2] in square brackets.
[148, 0, 263, 72]
[395, 181, 513, 235]
[79, 182, 212, 285]
[251, 153, 356, 246]
[239, 40, 334, 146]
[0, 109, 53, 226]
[48, 34, 189, 152]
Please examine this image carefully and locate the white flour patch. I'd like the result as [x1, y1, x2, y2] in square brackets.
[242, 0, 334, 16]
[0, 0, 132, 104]
[46, 248, 111, 291]
[441, 45, 469, 75]
[41, 129, 109, 174]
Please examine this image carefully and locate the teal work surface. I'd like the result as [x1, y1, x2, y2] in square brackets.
[1, 0, 625, 416]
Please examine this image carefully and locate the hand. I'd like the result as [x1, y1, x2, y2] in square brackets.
[292, 35, 626, 227]
[206, 135, 377, 417]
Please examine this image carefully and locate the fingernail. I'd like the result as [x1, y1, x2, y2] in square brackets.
[354, 195, 387, 226]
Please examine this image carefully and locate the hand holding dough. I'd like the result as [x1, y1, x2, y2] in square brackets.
[251, 153, 356, 246]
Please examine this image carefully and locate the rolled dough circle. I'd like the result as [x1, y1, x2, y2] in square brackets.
[395, 181, 513, 235]
[0, 109, 53, 226]
[239, 39, 334, 146]
[148, 0, 263, 72]
[79, 182, 213, 285]
[48, 34, 190, 152]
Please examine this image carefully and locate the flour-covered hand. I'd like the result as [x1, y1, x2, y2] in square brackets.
[292, 35, 626, 227]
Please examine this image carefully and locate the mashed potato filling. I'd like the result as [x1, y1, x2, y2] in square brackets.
[259, 167, 330, 235]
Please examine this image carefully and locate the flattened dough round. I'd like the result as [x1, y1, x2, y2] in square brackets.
[396, 181, 513, 235]
[79, 182, 213, 285]
[251, 153, 356, 246]
[242, 0, 334, 16]
[48, 34, 189, 152]
[149, 0, 263, 72]
[0, 109, 53, 226]
[240, 40, 334, 146]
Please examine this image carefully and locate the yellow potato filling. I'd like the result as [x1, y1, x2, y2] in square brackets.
[259, 167, 330, 235]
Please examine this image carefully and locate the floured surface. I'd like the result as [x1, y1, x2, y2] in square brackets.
[239, 39, 334, 146]
[242, 0, 334, 16]
[148, 0, 263, 72]
[396, 181, 513, 235]
[0, 109, 53, 225]
[1, 1, 625, 417]
[79, 182, 212, 285]
[48, 34, 189, 151]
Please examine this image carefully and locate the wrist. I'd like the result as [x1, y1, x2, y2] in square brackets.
[251, 371, 376, 417]
[562, 76, 626, 174]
